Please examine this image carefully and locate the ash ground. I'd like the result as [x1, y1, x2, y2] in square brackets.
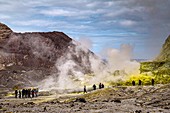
[1, 84, 170, 113]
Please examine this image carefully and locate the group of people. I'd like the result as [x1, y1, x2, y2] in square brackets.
[93, 83, 104, 90]
[132, 79, 155, 86]
[15, 88, 39, 98]
[84, 83, 105, 93]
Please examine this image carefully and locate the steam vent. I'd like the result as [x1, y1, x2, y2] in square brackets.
[0, 22, 12, 39]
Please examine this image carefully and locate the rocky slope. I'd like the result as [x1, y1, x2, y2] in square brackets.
[140, 35, 170, 77]
[0, 22, 103, 89]
[156, 35, 170, 61]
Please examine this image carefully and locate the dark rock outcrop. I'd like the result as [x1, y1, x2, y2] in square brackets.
[0, 32, 72, 68]
[0, 22, 103, 88]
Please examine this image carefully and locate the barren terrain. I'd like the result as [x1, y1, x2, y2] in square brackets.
[1, 84, 170, 113]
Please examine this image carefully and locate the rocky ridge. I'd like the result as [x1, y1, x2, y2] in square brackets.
[156, 35, 170, 61]
[0, 22, 103, 89]
[140, 35, 170, 76]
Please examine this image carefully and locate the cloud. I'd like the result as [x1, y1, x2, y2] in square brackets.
[0, 0, 170, 59]
[0, 14, 11, 19]
[119, 20, 136, 27]
[12, 20, 55, 27]
[40, 9, 75, 17]
[40, 8, 104, 19]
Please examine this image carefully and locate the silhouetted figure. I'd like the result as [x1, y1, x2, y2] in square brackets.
[93, 84, 96, 90]
[25, 89, 28, 98]
[132, 80, 135, 86]
[32, 89, 34, 98]
[19, 90, 21, 98]
[84, 85, 87, 93]
[138, 80, 142, 86]
[28, 89, 31, 98]
[152, 79, 155, 86]
[15, 90, 18, 98]
[99, 83, 102, 89]
[101, 84, 104, 88]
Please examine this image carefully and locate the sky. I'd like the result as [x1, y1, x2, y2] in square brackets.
[0, 0, 170, 59]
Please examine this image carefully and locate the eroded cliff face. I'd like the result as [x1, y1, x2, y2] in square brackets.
[0, 23, 103, 89]
[140, 35, 170, 75]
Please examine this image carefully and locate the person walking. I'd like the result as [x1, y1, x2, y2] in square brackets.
[84, 85, 87, 93]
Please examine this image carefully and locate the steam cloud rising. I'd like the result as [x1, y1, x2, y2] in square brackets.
[39, 38, 140, 91]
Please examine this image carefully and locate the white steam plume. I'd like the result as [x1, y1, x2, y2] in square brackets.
[105, 44, 139, 74]
[39, 39, 140, 91]
[87, 44, 140, 85]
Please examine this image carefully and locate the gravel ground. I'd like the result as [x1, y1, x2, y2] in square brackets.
[0, 84, 170, 113]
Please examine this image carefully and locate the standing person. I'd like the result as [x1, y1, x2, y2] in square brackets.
[151, 79, 155, 86]
[101, 83, 104, 88]
[28, 89, 31, 98]
[25, 89, 28, 98]
[93, 84, 96, 90]
[132, 80, 135, 86]
[139, 80, 142, 86]
[15, 90, 18, 98]
[32, 89, 34, 98]
[99, 83, 102, 89]
[84, 85, 87, 93]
